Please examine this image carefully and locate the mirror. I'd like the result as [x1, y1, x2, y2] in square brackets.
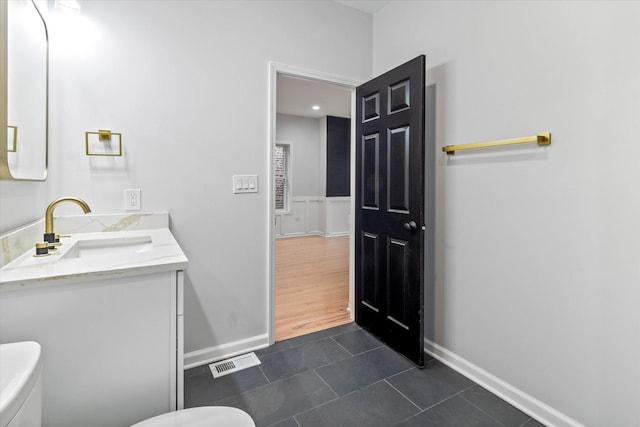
[0, 0, 48, 181]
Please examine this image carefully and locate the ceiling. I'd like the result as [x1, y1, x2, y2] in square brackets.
[276, 75, 352, 119]
[333, 0, 391, 14]
[276, 1, 392, 120]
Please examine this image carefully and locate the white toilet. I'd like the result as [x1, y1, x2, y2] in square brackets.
[0, 341, 43, 427]
[0, 341, 253, 427]
[0, 341, 255, 427]
[130, 406, 255, 427]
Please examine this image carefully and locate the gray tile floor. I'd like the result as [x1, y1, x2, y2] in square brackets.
[184, 323, 546, 427]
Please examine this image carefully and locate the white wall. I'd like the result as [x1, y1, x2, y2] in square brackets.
[44, 0, 371, 360]
[276, 113, 322, 197]
[0, 180, 49, 232]
[374, 1, 640, 426]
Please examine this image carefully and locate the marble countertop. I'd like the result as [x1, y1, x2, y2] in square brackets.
[0, 227, 188, 290]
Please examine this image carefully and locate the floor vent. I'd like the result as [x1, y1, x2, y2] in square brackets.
[208, 352, 261, 378]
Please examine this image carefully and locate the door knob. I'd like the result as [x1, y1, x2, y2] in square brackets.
[403, 221, 418, 232]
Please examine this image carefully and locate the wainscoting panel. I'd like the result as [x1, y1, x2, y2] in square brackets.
[276, 197, 350, 238]
[325, 197, 350, 236]
[282, 199, 309, 236]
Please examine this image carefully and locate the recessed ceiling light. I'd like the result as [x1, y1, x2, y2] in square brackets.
[312, 105, 320, 111]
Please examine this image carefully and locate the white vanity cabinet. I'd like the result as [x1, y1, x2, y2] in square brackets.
[0, 270, 184, 427]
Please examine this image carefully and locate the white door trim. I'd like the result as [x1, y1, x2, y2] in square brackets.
[267, 61, 362, 343]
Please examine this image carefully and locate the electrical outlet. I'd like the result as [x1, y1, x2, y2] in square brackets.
[124, 189, 141, 211]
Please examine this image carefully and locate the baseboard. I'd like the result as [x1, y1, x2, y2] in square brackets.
[276, 231, 324, 238]
[184, 333, 270, 370]
[324, 231, 350, 237]
[424, 338, 584, 427]
[275, 231, 348, 239]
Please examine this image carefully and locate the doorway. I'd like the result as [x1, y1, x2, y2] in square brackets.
[267, 63, 361, 343]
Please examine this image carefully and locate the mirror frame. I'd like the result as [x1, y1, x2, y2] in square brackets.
[0, 0, 49, 181]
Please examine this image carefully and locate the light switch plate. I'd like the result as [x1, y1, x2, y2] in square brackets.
[233, 175, 258, 194]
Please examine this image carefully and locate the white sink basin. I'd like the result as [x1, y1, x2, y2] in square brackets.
[0, 228, 188, 289]
[0, 342, 42, 427]
[59, 235, 153, 260]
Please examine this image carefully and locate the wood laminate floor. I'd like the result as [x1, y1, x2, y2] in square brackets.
[275, 235, 352, 341]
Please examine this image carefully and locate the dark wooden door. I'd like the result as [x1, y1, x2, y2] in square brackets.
[355, 55, 426, 366]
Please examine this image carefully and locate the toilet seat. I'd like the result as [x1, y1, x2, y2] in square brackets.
[130, 407, 255, 427]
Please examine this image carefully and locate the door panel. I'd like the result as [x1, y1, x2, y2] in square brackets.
[363, 93, 380, 121]
[355, 55, 426, 366]
[362, 134, 380, 209]
[361, 232, 380, 311]
[387, 237, 409, 328]
[388, 126, 410, 212]
[388, 79, 410, 113]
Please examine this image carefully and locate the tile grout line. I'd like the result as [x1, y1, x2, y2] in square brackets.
[330, 335, 355, 356]
[266, 414, 302, 427]
[331, 337, 386, 355]
[285, 324, 359, 348]
[456, 394, 506, 427]
[457, 389, 509, 427]
[215, 368, 339, 426]
[415, 384, 475, 414]
[386, 364, 417, 380]
[258, 365, 272, 385]
[457, 385, 536, 427]
[275, 392, 345, 425]
[312, 367, 340, 399]
[518, 417, 539, 427]
[384, 379, 423, 412]
[277, 343, 414, 397]
[287, 377, 392, 423]
[213, 368, 324, 406]
[261, 339, 356, 383]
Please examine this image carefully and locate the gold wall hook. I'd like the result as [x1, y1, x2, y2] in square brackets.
[98, 129, 112, 141]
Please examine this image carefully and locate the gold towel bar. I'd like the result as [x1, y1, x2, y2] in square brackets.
[442, 133, 551, 155]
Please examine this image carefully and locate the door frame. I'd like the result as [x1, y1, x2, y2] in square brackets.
[267, 61, 362, 344]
